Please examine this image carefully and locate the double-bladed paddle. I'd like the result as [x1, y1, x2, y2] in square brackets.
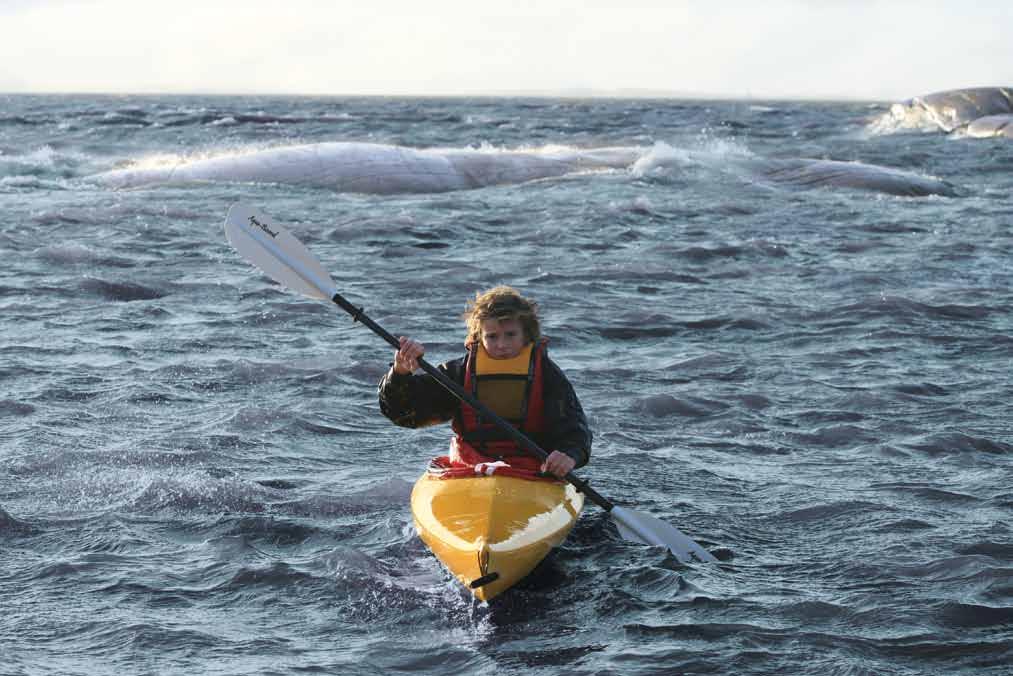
[224, 203, 717, 564]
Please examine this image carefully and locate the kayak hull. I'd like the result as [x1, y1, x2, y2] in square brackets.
[410, 473, 584, 601]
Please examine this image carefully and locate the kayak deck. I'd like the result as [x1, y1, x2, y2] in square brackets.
[411, 473, 584, 601]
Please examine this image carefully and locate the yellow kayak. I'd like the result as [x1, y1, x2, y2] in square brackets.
[410, 472, 584, 601]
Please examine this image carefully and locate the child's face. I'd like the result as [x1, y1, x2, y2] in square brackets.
[479, 317, 526, 360]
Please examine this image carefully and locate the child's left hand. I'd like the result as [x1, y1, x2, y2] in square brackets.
[541, 451, 576, 478]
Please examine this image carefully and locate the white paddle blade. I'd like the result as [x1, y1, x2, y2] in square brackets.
[611, 506, 718, 564]
[224, 203, 337, 301]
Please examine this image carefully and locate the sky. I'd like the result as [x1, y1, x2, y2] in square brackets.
[1, 1, 1011, 101]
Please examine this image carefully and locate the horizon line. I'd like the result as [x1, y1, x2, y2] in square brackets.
[0, 87, 892, 103]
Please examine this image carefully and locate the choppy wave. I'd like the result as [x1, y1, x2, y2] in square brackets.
[0, 399, 35, 416]
[79, 278, 167, 301]
[35, 244, 136, 268]
[0, 504, 34, 535]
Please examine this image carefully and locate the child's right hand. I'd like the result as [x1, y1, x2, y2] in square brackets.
[393, 336, 425, 375]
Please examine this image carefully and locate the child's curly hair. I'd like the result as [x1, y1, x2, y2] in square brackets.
[463, 286, 541, 347]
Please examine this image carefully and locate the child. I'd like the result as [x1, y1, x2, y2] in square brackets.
[378, 286, 591, 478]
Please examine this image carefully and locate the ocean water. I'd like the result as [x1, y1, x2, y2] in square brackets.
[1, 94, 1011, 675]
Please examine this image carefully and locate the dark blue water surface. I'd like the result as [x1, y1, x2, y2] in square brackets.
[1, 94, 1011, 675]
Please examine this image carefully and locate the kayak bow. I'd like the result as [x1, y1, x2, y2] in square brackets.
[411, 473, 583, 601]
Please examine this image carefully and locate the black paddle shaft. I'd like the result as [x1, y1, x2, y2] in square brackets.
[330, 291, 615, 512]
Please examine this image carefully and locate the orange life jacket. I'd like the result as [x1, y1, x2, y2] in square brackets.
[449, 339, 548, 472]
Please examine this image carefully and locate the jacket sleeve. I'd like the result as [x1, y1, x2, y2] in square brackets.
[542, 358, 592, 468]
[377, 357, 464, 429]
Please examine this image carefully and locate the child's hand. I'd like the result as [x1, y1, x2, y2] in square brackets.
[541, 450, 576, 478]
[393, 336, 425, 375]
